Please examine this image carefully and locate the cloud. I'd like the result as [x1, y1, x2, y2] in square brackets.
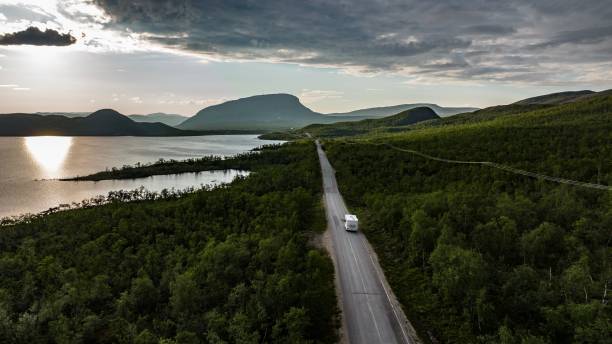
[0, 0, 603, 86]
[79, 0, 612, 84]
[0, 26, 76, 46]
[156, 96, 228, 107]
[463, 25, 516, 35]
[529, 25, 612, 49]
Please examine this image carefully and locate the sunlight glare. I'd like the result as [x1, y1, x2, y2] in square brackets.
[24, 136, 73, 173]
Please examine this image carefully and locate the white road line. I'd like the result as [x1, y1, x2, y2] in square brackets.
[347, 237, 384, 342]
[367, 246, 412, 344]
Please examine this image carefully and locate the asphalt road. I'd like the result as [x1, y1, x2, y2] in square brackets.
[315, 140, 419, 344]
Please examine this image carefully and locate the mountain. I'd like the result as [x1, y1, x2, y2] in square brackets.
[36, 112, 90, 118]
[178, 93, 477, 131]
[327, 103, 479, 118]
[512, 90, 595, 105]
[177, 93, 333, 130]
[34, 112, 189, 126]
[296, 106, 440, 138]
[128, 113, 188, 126]
[0, 109, 201, 136]
[420, 89, 612, 128]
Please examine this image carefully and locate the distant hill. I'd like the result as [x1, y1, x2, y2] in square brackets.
[128, 113, 188, 126]
[177, 94, 334, 130]
[36, 112, 90, 118]
[421, 89, 612, 128]
[512, 90, 596, 105]
[0, 109, 201, 136]
[327, 104, 479, 118]
[177, 93, 474, 131]
[34, 111, 189, 126]
[286, 106, 440, 138]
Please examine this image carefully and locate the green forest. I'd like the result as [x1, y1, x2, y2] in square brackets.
[0, 143, 338, 343]
[63, 144, 289, 181]
[1, 90, 610, 343]
[322, 93, 612, 343]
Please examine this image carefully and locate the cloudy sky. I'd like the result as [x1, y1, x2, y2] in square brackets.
[1, 0, 611, 115]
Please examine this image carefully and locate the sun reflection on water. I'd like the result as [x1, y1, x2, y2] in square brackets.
[24, 136, 73, 174]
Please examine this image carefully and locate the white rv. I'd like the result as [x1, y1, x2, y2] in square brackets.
[344, 214, 358, 232]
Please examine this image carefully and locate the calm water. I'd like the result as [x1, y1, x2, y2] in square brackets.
[0, 135, 282, 218]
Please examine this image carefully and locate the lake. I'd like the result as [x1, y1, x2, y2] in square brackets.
[0, 135, 282, 218]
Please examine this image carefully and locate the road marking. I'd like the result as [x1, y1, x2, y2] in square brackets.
[367, 244, 413, 344]
[347, 237, 384, 342]
[366, 295, 384, 343]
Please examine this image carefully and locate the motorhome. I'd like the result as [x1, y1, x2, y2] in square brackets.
[344, 214, 358, 232]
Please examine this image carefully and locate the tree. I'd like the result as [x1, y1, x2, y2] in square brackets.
[272, 307, 311, 344]
[562, 255, 593, 303]
[521, 222, 566, 269]
[430, 244, 488, 308]
[128, 274, 159, 315]
[409, 209, 438, 269]
[472, 216, 518, 263]
[170, 271, 200, 320]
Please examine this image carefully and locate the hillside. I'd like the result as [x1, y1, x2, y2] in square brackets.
[33, 112, 188, 126]
[414, 89, 612, 130]
[128, 112, 188, 126]
[36, 112, 90, 118]
[322, 91, 612, 343]
[0, 143, 338, 343]
[300, 106, 440, 138]
[0, 109, 200, 136]
[327, 103, 478, 118]
[513, 90, 595, 105]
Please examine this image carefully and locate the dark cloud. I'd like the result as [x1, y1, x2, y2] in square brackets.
[83, 0, 612, 83]
[463, 25, 516, 35]
[529, 26, 612, 49]
[0, 27, 76, 46]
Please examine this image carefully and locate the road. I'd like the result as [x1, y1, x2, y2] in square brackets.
[315, 140, 419, 344]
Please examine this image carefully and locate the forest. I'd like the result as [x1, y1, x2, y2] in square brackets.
[63, 144, 299, 181]
[0, 143, 338, 343]
[322, 92, 612, 343]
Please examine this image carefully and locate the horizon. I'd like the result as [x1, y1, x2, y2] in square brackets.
[1, 88, 607, 118]
[1, 1, 611, 115]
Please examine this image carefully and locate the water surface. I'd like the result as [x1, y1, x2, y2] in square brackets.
[0, 135, 281, 218]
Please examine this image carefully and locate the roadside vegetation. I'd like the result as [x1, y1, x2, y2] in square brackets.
[323, 93, 612, 343]
[258, 132, 307, 141]
[0, 143, 338, 343]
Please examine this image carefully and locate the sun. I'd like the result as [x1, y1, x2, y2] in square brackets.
[24, 136, 73, 174]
